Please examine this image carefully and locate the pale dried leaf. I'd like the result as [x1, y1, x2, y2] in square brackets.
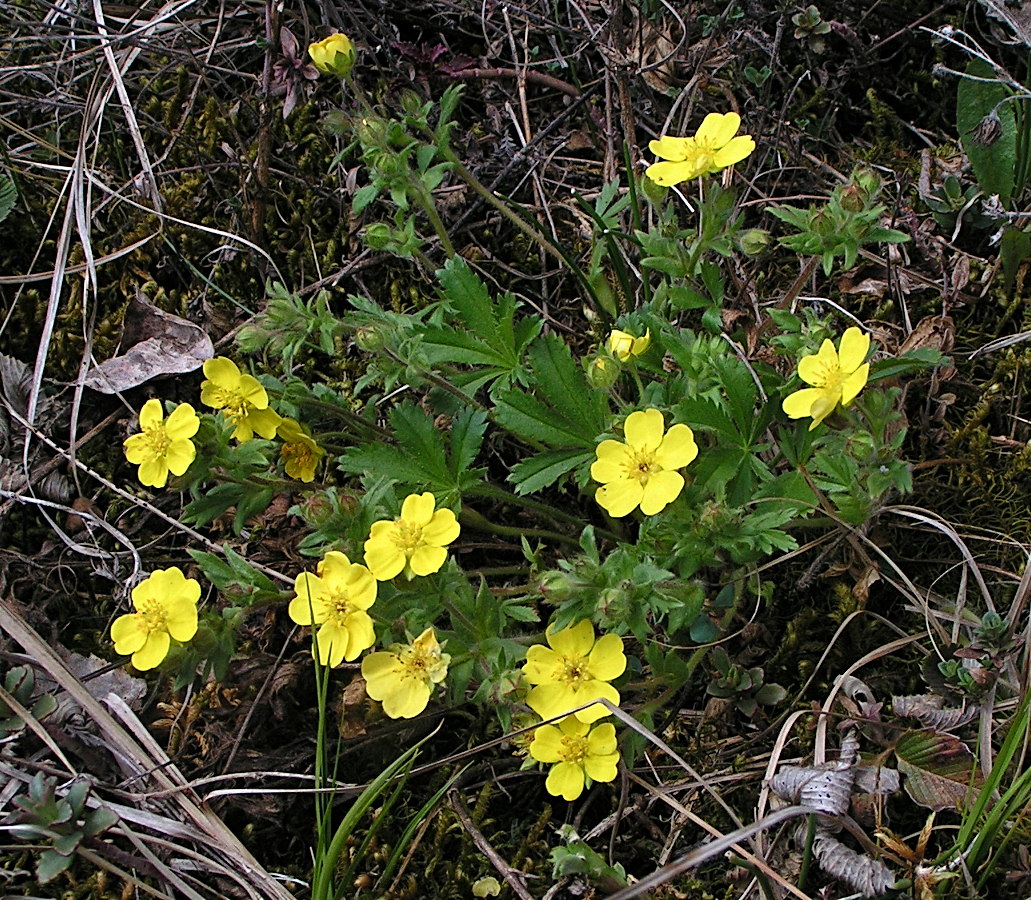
[798, 827, 897, 897]
[853, 765, 901, 796]
[892, 694, 977, 731]
[84, 291, 213, 393]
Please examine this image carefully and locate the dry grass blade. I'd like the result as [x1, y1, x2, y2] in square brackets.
[0, 596, 294, 900]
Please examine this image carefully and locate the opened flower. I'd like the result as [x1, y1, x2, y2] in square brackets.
[111, 567, 200, 671]
[277, 418, 324, 482]
[364, 492, 460, 581]
[362, 627, 451, 719]
[591, 408, 698, 517]
[606, 329, 651, 362]
[200, 356, 282, 442]
[123, 399, 199, 488]
[530, 717, 619, 801]
[523, 620, 626, 724]
[782, 326, 871, 430]
[645, 112, 756, 186]
[308, 33, 355, 77]
[289, 551, 376, 667]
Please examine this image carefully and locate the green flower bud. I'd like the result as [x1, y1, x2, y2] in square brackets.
[586, 355, 619, 389]
[737, 228, 770, 256]
[363, 222, 393, 250]
[354, 324, 390, 352]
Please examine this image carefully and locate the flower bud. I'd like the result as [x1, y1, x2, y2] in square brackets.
[606, 328, 650, 362]
[537, 569, 573, 600]
[737, 228, 770, 256]
[354, 324, 390, 352]
[308, 33, 355, 77]
[363, 222, 393, 250]
[587, 355, 619, 389]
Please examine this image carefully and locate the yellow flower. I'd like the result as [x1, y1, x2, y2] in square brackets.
[645, 112, 756, 186]
[277, 418, 324, 482]
[606, 329, 650, 362]
[591, 408, 698, 517]
[289, 551, 376, 667]
[308, 33, 355, 77]
[529, 717, 619, 801]
[361, 627, 451, 719]
[200, 356, 282, 442]
[522, 620, 626, 724]
[110, 567, 200, 671]
[123, 399, 199, 488]
[363, 492, 460, 581]
[782, 326, 871, 430]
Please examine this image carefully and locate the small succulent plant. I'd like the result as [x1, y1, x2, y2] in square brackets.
[706, 647, 787, 717]
[792, 5, 832, 54]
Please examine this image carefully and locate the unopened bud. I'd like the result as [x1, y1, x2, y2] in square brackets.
[354, 324, 389, 352]
[737, 228, 770, 256]
[586, 355, 619, 389]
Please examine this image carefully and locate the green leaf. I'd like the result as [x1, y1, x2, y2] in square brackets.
[449, 407, 488, 475]
[508, 448, 594, 494]
[958, 59, 1016, 205]
[37, 849, 74, 883]
[0, 177, 16, 224]
[352, 183, 380, 214]
[895, 729, 978, 811]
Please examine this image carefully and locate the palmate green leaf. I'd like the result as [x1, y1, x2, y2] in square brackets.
[338, 401, 485, 496]
[508, 448, 594, 494]
[423, 256, 541, 392]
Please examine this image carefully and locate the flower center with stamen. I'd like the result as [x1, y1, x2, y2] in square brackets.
[327, 591, 355, 624]
[559, 733, 590, 764]
[135, 596, 167, 633]
[625, 448, 657, 485]
[560, 654, 591, 686]
[141, 426, 171, 459]
[208, 387, 250, 422]
[283, 442, 314, 467]
[394, 521, 424, 553]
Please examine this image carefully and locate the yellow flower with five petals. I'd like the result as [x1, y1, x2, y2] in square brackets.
[308, 33, 355, 77]
[200, 357, 282, 442]
[110, 567, 200, 671]
[591, 409, 698, 517]
[123, 399, 199, 488]
[277, 417, 324, 482]
[289, 551, 377, 667]
[529, 717, 619, 801]
[361, 627, 451, 719]
[645, 112, 755, 186]
[782, 326, 871, 430]
[522, 620, 625, 724]
[606, 329, 650, 362]
[363, 492, 460, 581]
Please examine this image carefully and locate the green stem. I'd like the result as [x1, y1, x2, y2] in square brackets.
[412, 180, 456, 257]
[460, 505, 580, 548]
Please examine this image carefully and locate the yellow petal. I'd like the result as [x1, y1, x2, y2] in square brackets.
[203, 356, 240, 387]
[808, 392, 839, 430]
[648, 136, 693, 161]
[654, 423, 698, 470]
[409, 544, 447, 576]
[782, 387, 826, 420]
[528, 724, 564, 763]
[364, 538, 406, 581]
[423, 508, 460, 545]
[583, 753, 619, 784]
[797, 339, 839, 387]
[591, 440, 632, 483]
[639, 469, 684, 515]
[624, 408, 665, 451]
[132, 631, 170, 671]
[522, 645, 561, 683]
[644, 159, 701, 186]
[111, 614, 146, 654]
[696, 111, 740, 146]
[587, 722, 618, 755]
[607, 330, 634, 361]
[165, 603, 199, 643]
[587, 634, 626, 681]
[342, 612, 376, 658]
[137, 457, 168, 488]
[526, 681, 576, 719]
[545, 761, 585, 801]
[401, 492, 437, 525]
[246, 405, 282, 440]
[123, 433, 150, 464]
[381, 679, 431, 719]
[165, 441, 196, 477]
[164, 403, 200, 440]
[571, 681, 620, 723]
[837, 327, 871, 373]
[138, 398, 164, 430]
[712, 134, 756, 167]
[840, 363, 869, 406]
[548, 620, 595, 656]
[595, 479, 643, 518]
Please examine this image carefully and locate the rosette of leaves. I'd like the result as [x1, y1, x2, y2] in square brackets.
[3, 773, 119, 883]
[705, 646, 786, 717]
[0, 664, 57, 739]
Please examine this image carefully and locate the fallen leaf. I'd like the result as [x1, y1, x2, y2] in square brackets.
[84, 290, 213, 393]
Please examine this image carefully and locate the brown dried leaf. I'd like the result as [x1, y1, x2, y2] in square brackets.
[84, 290, 213, 393]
